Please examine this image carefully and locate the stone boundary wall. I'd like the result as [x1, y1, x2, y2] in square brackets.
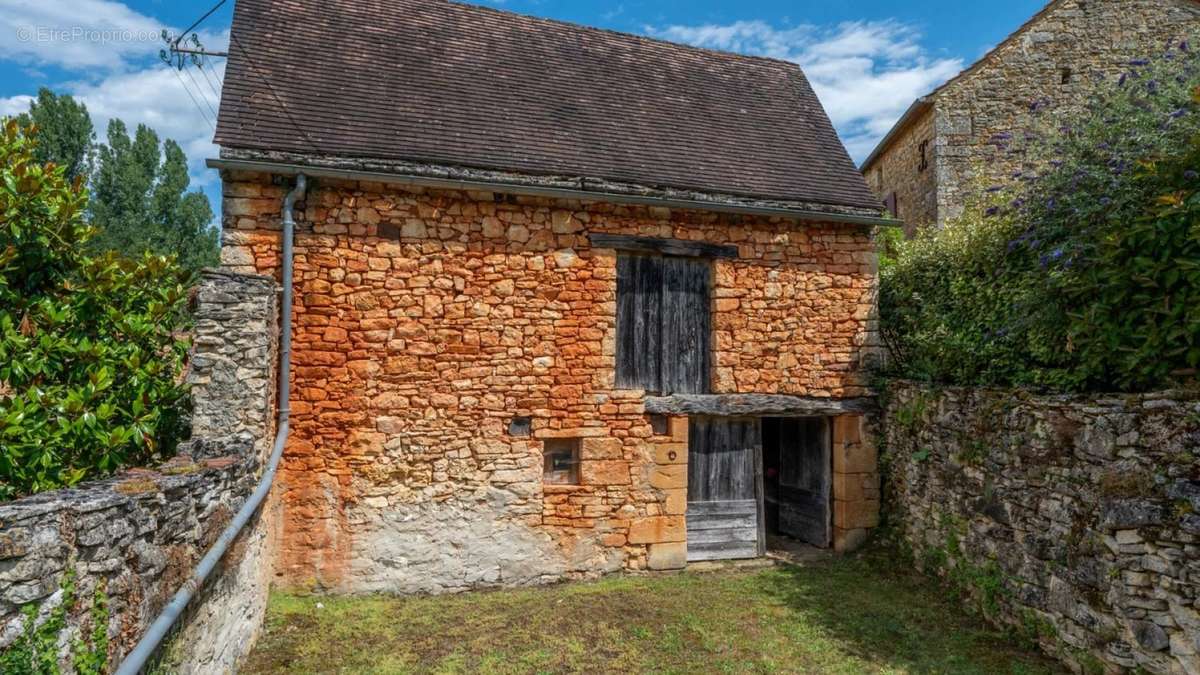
[883, 380, 1199, 674]
[0, 270, 280, 673]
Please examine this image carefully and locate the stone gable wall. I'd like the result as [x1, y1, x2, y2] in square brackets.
[864, 107, 937, 230]
[0, 271, 280, 673]
[220, 171, 879, 592]
[868, 0, 1200, 227]
[883, 381, 1200, 675]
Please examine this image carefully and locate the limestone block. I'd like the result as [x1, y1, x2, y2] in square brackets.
[649, 464, 686, 490]
[627, 516, 685, 544]
[652, 443, 687, 465]
[833, 527, 869, 554]
[647, 542, 687, 570]
[834, 499, 880, 530]
[581, 460, 630, 486]
[663, 489, 687, 516]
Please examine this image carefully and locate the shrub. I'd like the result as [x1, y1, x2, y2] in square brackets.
[0, 119, 191, 499]
[881, 39, 1200, 391]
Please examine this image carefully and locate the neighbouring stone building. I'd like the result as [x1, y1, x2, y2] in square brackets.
[861, 0, 1200, 229]
[210, 0, 891, 593]
[884, 381, 1200, 675]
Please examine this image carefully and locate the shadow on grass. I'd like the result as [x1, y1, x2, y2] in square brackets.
[756, 548, 1064, 675]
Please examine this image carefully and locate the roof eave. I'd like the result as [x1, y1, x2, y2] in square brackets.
[207, 154, 900, 228]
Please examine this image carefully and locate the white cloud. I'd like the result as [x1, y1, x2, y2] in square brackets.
[67, 61, 224, 188]
[0, 0, 228, 194]
[0, 0, 165, 70]
[646, 20, 963, 163]
[0, 94, 33, 116]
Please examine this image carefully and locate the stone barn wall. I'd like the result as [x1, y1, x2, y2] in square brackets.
[0, 270, 281, 673]
[219, 170, 880, 593]
[883, 381, 1200, 675]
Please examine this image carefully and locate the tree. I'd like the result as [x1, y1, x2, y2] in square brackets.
[88, 119, 218, 274]
[16, 88, 94, 182]
[0, 119, 191, 499]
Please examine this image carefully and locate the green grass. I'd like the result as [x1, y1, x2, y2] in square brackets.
[243, 550, 1062, 674]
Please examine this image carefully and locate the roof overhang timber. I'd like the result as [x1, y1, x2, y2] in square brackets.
[207, 155, 902, 228]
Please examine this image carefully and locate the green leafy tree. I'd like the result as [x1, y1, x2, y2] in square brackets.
[89, 119, 218, 274]
[16, 88, 94, 182]
[0, 119, 191, 499]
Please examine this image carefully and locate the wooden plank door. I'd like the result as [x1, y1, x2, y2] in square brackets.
[615, 254, 711, 394]
[774, 418, 831, 547]
[660, 257, 711, 395]
[686, 417, 764, 561]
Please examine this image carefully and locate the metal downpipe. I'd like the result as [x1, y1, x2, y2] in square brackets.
[115, 174, 306, 674]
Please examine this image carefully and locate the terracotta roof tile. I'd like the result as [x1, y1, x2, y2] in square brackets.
[215, 0, 879, 211]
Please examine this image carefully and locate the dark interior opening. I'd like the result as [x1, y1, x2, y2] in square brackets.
[762, 417, 831, 548]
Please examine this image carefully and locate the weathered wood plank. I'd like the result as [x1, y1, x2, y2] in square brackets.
[686, 514, 758, 531]
[615, 254, 662, 390]
[646, 394, 876, 417]
[686, 527, 760, 545]
[661, 257, 711, 394]
[687, 417, 758, 503]
[589, 234, 738, 259]
[686, 500, 757, 516]
[686, 540, 760, 561]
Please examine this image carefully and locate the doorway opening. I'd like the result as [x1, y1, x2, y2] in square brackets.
[684, 415, 832, 562]
[763, 417, 831, 548]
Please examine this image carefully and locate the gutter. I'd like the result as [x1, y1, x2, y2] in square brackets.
[115, 174, 307, 675]
[206, 157, 900, 228]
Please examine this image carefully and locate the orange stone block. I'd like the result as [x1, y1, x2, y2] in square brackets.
[649, 464, 686, 490]
[662, 489, 687, 515]
[627, 516, 685, 544]
[652, 442, 687, 465]
[581, 460, 630, 486]
[833, 498, 879, 530]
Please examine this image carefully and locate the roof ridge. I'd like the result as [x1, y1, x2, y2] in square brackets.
[445, 0, 804, 71]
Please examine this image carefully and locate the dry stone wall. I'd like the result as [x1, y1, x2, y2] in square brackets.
[219, 170, 879, 592]
[884, 381, 1200, 675]
[0, 270, 280, 673]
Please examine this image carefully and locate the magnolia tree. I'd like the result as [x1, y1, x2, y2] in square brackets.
[0, 119, 191, 499]
[881, 38, 1200, 391]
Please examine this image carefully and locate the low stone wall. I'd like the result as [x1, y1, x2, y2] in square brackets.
[883, 381, 1200, 674]
[0, 270, 279, 673]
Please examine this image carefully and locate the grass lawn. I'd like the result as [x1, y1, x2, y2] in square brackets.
[243, 550, 1062, 674]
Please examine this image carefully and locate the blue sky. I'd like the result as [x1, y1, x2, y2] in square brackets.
[0, 0, 1048, 216]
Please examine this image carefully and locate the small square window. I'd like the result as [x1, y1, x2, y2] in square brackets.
[648, 414, 669, 436]
[543, 439, 580, 485]
[508, 416, 532, 436]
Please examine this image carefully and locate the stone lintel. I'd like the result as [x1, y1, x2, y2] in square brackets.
[644, 394, 875, 418]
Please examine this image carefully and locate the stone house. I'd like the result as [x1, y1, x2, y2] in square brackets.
[861, 0, 1200, 229]
[210, 0, 890, 594]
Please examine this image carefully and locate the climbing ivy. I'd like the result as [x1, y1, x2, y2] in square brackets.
[0, 568, 110, 675]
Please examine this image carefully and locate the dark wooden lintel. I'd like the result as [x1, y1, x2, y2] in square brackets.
[588, 233, 738, 259]
[644, 394, 875, 417]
